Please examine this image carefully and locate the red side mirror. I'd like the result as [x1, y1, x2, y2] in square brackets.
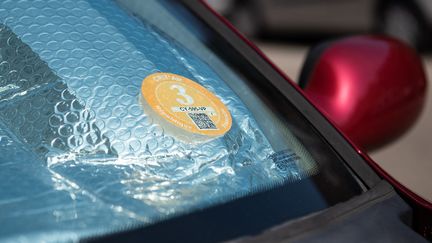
[299, 36, 427, 151]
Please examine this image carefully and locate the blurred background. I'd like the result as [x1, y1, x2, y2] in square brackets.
[207, 0, 432, 202]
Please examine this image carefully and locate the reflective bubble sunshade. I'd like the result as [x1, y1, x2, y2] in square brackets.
[0, 0, 318, 241]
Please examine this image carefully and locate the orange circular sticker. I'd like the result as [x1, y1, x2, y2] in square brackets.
[141, 73, 232, 137]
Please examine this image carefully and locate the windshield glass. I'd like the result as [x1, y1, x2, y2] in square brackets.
[0, 0, 363, 241]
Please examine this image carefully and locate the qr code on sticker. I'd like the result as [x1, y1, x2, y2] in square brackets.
[188, 113, 217, 130]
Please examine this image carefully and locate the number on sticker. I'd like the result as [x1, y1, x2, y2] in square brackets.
[170, 84, 194, 105]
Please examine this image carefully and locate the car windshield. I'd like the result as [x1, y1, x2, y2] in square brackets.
[0, 0, 363, 241]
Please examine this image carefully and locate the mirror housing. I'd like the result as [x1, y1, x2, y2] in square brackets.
[299, 36, 427, 151]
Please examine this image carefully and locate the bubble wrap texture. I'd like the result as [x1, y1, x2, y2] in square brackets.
[0, 0, 305, 241]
